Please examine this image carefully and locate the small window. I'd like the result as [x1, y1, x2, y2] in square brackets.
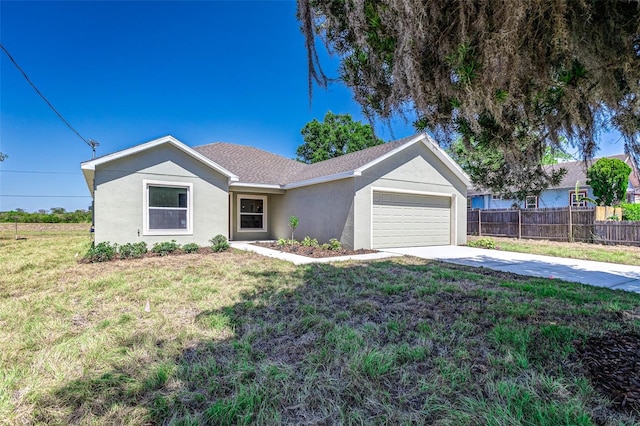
[525, 195, 538, 209]
[569, 190, 587, 207]
[144, 180, 192, 235]
[491, 194, 502, 200]
[570, 190, 588, 207]
[467, 197, 472, 209]
[237, 195, 267, 232]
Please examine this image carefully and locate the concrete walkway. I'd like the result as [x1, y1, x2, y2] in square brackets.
[381, 246, 640, 293]
[230, 242, 640, 294]
[230, 242, 401, 265]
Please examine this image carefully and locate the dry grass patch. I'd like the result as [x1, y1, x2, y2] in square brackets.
[2, 230, 640, 424]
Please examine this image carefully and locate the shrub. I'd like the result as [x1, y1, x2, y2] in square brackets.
[210, 235, 230, 252]
[622, 203, 640, 221]
[84, 241, 117, 262]
[152, 240, 180, 256]
[328, 238, 342, 251]
[302, 236, 319, 247]
[467, 237, 496, 249]
[182, 243, 200, 254]
[119, 242, 147, 259]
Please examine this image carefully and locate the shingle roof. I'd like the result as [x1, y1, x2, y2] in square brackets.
[193, 143, 306, 185]
[194, 134, 423, 186]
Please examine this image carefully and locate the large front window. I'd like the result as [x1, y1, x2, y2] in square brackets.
[237, 195, 267, 232]
[144, 180, 192, 235]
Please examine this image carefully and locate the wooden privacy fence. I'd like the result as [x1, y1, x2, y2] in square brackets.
[594, 221, 640, 247]
[467, 207, 640, 245]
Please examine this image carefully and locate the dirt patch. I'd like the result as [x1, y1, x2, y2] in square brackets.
[254, 241, 377, 258]
[576, 331, 640, 412]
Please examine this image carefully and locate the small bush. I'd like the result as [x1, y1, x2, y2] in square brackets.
[622, 203, 640, 221]
[467, 237, 496, 249]
[84, 241, 117, 262]
[302, 236, 319, 247]
[182, 243, 199, 254]
[210, 235, 230, 252]
[119, 242, 147, 259]
[152, 240, 180, 256]
[277, 238, 287, 247]
[328, 238, 342, 251]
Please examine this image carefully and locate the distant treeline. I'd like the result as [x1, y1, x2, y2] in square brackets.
[0, 208, 91, 223]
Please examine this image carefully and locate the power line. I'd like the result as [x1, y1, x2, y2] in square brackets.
[0, 43, 99, 157]
[0, 170, 81, 175]
[0, 195, 91, 198]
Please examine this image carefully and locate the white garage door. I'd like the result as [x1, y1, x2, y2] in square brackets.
[372, 191, 451, 248]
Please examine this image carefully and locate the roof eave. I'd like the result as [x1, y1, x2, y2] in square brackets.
[81, 163, 95, 196]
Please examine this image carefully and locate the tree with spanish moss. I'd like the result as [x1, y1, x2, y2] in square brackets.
[298, 0, 640, 196]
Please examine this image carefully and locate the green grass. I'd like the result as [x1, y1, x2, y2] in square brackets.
[468, 235, 640, 266]
[2, 228, 640, 424]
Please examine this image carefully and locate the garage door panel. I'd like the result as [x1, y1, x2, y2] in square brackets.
[372, 191, 451, 248]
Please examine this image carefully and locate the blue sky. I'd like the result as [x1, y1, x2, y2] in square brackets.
[0, 1, 627, 212]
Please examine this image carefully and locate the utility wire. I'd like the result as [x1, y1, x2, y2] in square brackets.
[0, 43, 98, 155]
[0, 170, 81, 175]
[0, 195, 91, 198]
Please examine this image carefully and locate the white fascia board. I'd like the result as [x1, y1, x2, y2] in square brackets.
[80, 135, 239, 182]
[230, 182, 282, 189]
[355, 133, 472, 187]
[421, 135, 472, 187]
[283, 170, 358, 190]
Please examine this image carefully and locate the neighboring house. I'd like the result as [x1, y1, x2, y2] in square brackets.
[81, 134, 471, 250]
[468, 154, 640, 210]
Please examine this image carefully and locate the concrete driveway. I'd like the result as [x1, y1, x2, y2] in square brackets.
[381, 246, 640, 293]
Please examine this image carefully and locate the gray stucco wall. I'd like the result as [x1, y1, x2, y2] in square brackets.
[275, 179, 356, 249]
[93, 144, 229, 246]
[354, 143, 468, 248]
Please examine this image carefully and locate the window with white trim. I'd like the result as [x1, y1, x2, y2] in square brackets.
[237, 195, 267, 232]
[525, 195, 538, 209]
[144, 180, 192, 235]
[569, 190, 587, 207]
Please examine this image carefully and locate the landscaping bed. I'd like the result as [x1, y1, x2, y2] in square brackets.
[254, 241, 377, 258]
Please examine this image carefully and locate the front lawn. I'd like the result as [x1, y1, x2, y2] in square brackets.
[2, 229, 640, 424]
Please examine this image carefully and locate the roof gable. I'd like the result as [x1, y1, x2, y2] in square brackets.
[80, 135, 239, 194]
[284, 133, 471, 188]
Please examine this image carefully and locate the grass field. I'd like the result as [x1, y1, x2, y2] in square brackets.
[468, 235, 640, 266]
[2, 225, 640, 424]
